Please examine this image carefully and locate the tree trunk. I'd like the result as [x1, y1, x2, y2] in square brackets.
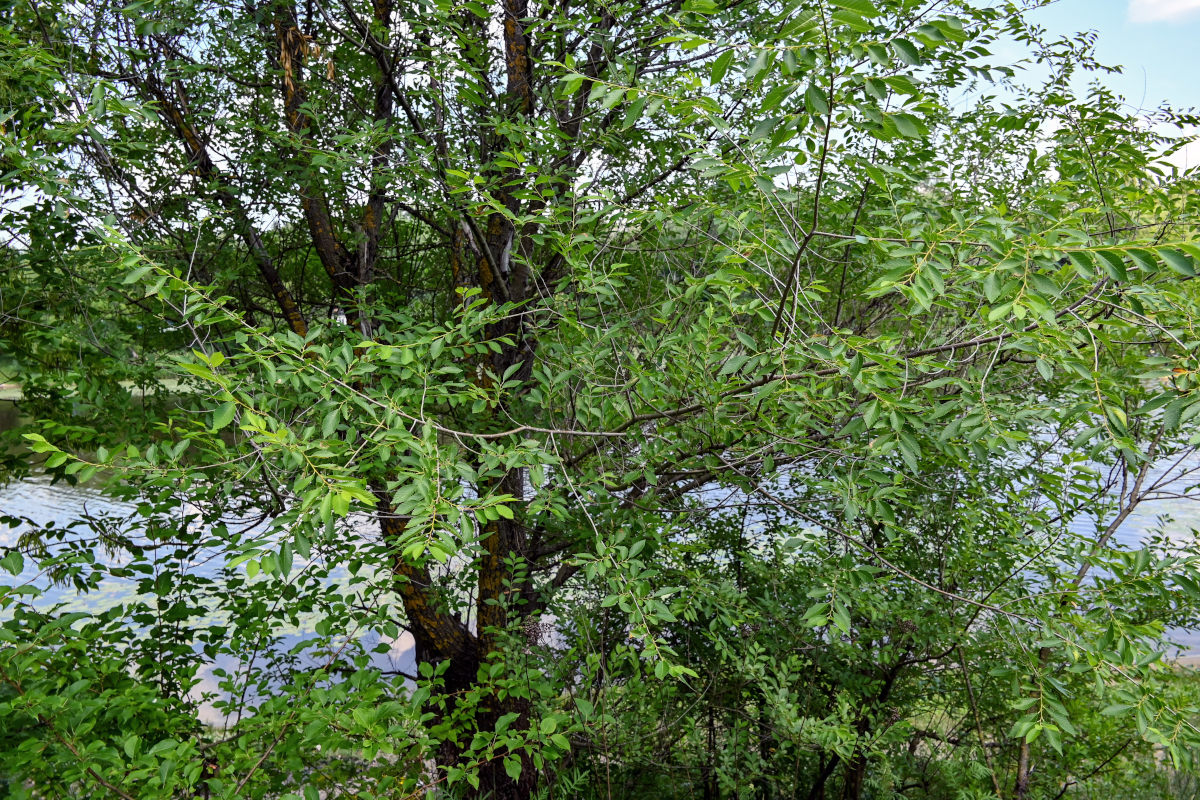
[382, 483, 538, 800]
[806, 754, 839, 800]
[428, 642, 537, 800]
[841, 752, 866, 800]
[1014, 737, 1031, 800]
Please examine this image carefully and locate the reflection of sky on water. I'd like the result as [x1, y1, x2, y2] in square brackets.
[187, 631, 417, 729]
[1062, 449, 1200, 551]
[2, 475, 135, 602]
[0, 473, 121, 542]
[1059, 451, 1200, 653]
[2, 473, 307, 620]
[7, 441, 1200, 663]
[0, 473, 417, 723]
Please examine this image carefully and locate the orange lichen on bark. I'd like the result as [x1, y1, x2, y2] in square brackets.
[380, 513, 476, 662]
[502, 1, 533, 114]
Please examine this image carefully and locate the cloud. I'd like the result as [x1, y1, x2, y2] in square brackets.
[1129, 0, 1200, 22]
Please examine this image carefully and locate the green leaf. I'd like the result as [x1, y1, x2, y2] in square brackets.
[987, 303, 1012, 322]
[1158, 247, 1197, 276]
[710, 50, 735, 84]
[212, 401, 236, 430]
[320, 407, 339, 437]
[890, 113, 921, 138]
[720, 354, 749, 375]
[831, 602, 851, 634]
[805, 83, 829, 115]
[750, 116, 780, 141]
[891, 38, 921, 65]
[1164, 396, 1189, 431]
[1126, 247, 1158, 273]
[0, 550, 24, 576]
[122, 264, 153, 284]
[831, 0, 879, 16]
[560, 73, 584, 97]
[1095, 250, 1127, 282]
[746, 48, 769, 78]
[622, 96, 648, 128]
[1067, 251, 1096, 279]
[22, 433, 56, 453]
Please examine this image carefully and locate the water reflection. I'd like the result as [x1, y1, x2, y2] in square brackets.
[5, 397, 1200, 665]
[0, 400, 416, 725]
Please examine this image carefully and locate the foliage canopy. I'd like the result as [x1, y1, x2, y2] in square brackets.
[4, 0, 1200, 797]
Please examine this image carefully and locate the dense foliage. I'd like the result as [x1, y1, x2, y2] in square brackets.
[4, 0, 1200, 797]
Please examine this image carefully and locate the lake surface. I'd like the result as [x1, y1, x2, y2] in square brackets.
[5, 400, 1200, 657]
[0, 401, 417, 722]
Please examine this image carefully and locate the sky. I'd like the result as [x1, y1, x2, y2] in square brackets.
[1029, 0, 1200, 112]
[1019, 0, 1200, 169]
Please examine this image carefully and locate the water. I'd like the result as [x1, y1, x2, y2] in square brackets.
[1061, 455, 1200, 653]
[5, 401, 1200, 657]
[0, 400, 417, 724]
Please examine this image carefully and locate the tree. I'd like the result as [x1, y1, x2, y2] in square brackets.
[4, 0, 1200, 797]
